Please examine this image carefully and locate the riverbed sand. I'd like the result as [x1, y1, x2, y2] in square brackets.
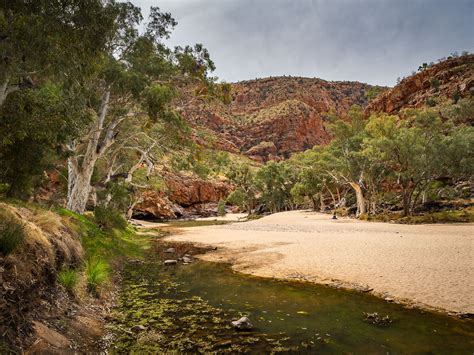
[166, 210, 474, 314]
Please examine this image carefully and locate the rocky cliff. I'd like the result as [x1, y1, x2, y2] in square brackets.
[183, 76, 377, 161]
[133, 170, 232, 220]
[366, 54, 474, 115]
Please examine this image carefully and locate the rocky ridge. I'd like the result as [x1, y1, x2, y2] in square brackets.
[366, 54, 474, 114]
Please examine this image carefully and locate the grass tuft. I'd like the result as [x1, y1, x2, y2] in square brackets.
[0, 213, 25, 256]
[31, 210, 64, 235]
[58, 269, 79, 293]
[85, 257, 110, 293]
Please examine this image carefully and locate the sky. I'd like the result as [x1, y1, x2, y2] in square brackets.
[133, 0, 473, 86]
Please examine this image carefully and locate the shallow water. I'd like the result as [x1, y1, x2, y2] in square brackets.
[112, 260, 473, 353]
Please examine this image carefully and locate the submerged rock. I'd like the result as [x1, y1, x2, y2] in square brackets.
[164, 260, 177, 266]
[363, 312, 393, 326]
[231, 316, 254, 330]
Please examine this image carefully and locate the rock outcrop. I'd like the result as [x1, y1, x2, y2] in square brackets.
[133, 171, 233, 220]
[366, 54, 474, 115]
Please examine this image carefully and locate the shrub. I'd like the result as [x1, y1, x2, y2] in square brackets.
[94, 206, 128, 231]
[0, 217, 25, 256]
[58, 269, 79, 293]
[426, 97, 437, 107]
[217, 199, 226, 217]
[430, 78, 440, 91]
[85, 257, 109, 293]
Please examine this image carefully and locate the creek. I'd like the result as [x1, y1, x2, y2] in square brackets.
[110, 245, 473, 353]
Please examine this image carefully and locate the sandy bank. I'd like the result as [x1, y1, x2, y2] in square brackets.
[166, 210, 474, 314]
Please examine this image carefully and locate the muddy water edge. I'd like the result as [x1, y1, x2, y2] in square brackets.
[108, 225, 474, 354]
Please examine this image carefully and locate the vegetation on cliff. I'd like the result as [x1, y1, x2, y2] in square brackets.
[226, 98, 473, 219]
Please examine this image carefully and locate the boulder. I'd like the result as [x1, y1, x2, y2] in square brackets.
[231, 316, 253, 330]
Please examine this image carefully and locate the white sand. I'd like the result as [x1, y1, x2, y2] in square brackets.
[166, 210, 474, 314]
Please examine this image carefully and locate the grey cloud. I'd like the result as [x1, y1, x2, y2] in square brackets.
[134, 0, 474, 86]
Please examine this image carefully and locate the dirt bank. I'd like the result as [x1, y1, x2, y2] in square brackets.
[166, 210, 474, 315]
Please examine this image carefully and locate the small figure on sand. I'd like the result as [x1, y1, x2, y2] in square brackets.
[332, 212, 337, 220]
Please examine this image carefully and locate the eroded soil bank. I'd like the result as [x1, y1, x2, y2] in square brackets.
[165, 211, 474, 315]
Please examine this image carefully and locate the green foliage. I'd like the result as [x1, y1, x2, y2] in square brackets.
[365, 209, 474, 224]
[452, 90, 461, 103]
[247, 99, 474, 220]
[365, 86, 383, 101]
[426, 96, 437, 107]
[0, 214, 25, 256]
[0, 84, 89, 198]
[226, 162, 258, 213]
[94, 206, 128, 232]
[85, 257, 109, 293]
[430, 78, 440, 91]
[255, 161, 296, 213]
[217, 199, 226, 217]
[143, 84, 175, 121]
[226, 189, 247, 209]
[220, 82, 232, 104]
[58, 269, 79, 293]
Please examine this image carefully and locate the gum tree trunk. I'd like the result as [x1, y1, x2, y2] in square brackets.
[66, 90, 112, 214]
[349, 182, 366, 217]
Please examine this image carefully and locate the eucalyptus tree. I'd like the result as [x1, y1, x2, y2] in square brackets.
[0, 0, 118, 197]
[365, 108, 474, 215]
[289, 148, 332, 211]
[0, 0, 115, 106]
[66, 3, 215, 213]
[255, 161, 296, 213]
[325, 106, 371, 217]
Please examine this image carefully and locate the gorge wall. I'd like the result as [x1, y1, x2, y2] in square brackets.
[184, 76, 376, 161]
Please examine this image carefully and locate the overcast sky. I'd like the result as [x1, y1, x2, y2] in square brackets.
[133, 0, 473, 86]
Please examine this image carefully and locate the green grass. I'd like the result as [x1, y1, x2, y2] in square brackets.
[365, 208, 474, 224]
[0, 213, 25, 256]
[85, 257, 109, 293]
[58, 269, 79, 293]
[57, 208, 151, 295]
[58, 208, 149, 260]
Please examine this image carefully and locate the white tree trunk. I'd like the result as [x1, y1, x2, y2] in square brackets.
[66, 163, 95, 214]
[66, 90, 111, 214]
[349, 182, 366, 217]
[0, 76, 22, 107]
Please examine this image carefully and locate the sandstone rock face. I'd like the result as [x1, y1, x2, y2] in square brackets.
[162, 171, 231, 207]
[133, 190, 182, 220]
[366, 54, 474, 115]
[133, 171, 233, 220]
[182, 76, 375, 161]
